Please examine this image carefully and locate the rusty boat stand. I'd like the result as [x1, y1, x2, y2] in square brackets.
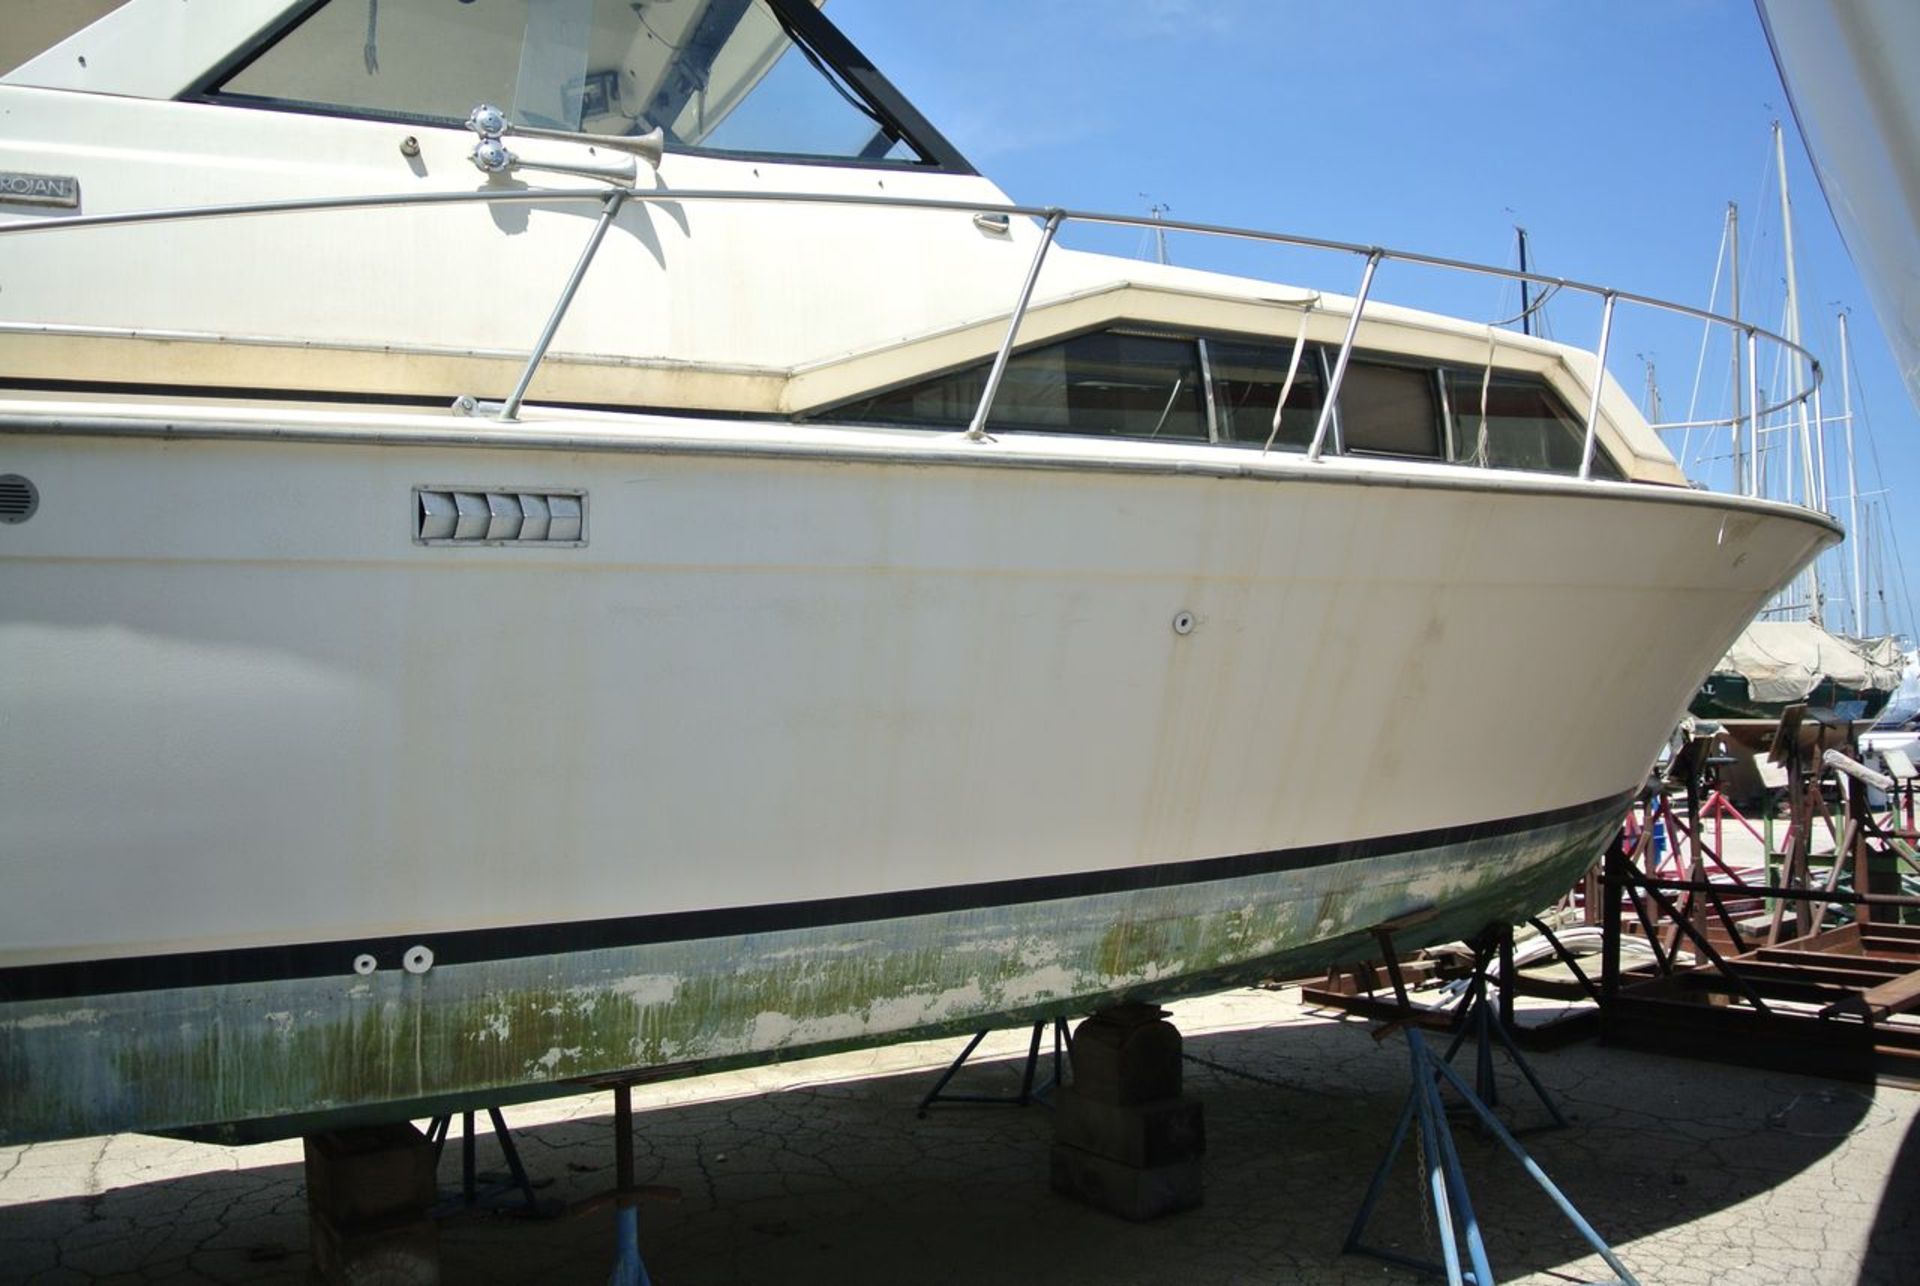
[1308, 706, 1920, 1087]
[1599, 707, 1920, 1085]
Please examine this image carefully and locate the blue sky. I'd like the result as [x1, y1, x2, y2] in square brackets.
[829, 0, 1918, 641]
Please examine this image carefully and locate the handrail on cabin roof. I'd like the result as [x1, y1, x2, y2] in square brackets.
[0, 184, 1823, 496]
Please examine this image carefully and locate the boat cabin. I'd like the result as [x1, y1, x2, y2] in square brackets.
[3, 0, 1669, 484]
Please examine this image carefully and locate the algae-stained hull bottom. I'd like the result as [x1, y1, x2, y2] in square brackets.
[0, 796, 1623, 1145]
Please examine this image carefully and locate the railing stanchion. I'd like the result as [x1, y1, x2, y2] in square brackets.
[1578, 290, 1618, 481]
[1746, 328, 1762, 497]
[1306, 249, 1383, 462]
[967, 209, 1065, 441]
[499, 187, 629, 423]
[0, 181, 1836, 506]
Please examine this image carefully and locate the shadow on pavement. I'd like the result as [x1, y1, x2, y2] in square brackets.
[1860, 1107, 1920, 1286]
[0, 1001, 1909, 1285]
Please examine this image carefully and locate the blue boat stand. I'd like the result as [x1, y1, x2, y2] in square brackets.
[606, 1082, 652, 1286]
[1440, 931, 1568, 1131]
[1344, 921, 1637, 1286]
[575, 1081, 682, 1286]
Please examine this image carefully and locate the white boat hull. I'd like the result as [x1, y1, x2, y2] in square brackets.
[0, 409, 1836, 1142]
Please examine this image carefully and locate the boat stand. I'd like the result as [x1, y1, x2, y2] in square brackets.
[1343, 1026, 1639, 1286]
[425, 1107, 546, 1217]
[575, 1082, 682, 1286]
[1304, 917, 1599, 1051]
[1438, 931, 1568, 1132]
[918, 1018, 1072, 1117]
[1338, 918, 1569, 1130]
[606, 1085, 650, 1286]
[1342, 917, 1629, 1285]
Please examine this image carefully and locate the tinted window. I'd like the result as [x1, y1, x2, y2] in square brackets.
[214, 0, 924, 162]
[1340, 361, 1441, 457]
[1443, 371, 1622, 479]
[841, 331, 1208, 441]
[831, 327, 1627, 479]
[1208, 339, 1323, 451]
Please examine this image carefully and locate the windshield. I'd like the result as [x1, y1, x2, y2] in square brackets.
[212, 0, 926, 163]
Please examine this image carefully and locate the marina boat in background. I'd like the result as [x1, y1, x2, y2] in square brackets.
[1691, 620, 1903, 721]
[1863, 662, 1920, 764]
[0, 0, 1839, 1145]
[1656, 114, 1912, 732]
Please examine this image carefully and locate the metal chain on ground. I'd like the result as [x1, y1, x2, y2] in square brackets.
[1179, 1051, 1354, 1100]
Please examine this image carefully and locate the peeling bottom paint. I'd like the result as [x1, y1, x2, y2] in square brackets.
[0, 808, 1615, 1145]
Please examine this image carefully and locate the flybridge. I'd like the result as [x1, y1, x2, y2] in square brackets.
[4, 0, 973, 172]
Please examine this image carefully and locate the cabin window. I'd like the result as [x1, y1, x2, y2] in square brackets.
[1441, 370, 1623, 479]
[828, 327, 1627, 478]
[1338, 361, 1443, 458]
[1206, 339, 1324, 451]
[209, 0, 928, 164]
[839, 331, 1209, 441]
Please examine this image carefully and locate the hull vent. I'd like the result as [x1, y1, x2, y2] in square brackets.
[415, 487, 585, 546]
[0, 474, 36, 524]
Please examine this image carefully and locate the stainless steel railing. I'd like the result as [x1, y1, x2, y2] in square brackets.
[0, 183, 1824, 498]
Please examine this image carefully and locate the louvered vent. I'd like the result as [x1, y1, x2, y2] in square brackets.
[0, 474, 36, 524]
[414, 487, 585, 545]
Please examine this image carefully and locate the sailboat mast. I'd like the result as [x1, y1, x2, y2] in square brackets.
[1775, 119, 1823, 622]
[1840, 309, 1864, 635]
[1863, 501, 1877, 636]
[1517, 226, 1533, 337]
[1138, 196, 1171, 266]
[1728, 202, 1747, 495]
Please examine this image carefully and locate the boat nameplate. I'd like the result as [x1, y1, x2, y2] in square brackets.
[414, 487, 587, 546]
[0, 172, 79, 210]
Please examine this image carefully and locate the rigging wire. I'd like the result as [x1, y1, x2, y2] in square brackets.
[1691, 142, 1786, 497]
[1483, 282, 1561, 330]
[1865, 500, 1890, 637]
[1679, 214, 1730, 482]
[1490, 226, 1553, 341]
[1524, 231, 1552, 342]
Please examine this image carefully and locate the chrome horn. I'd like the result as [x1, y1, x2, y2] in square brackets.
[466, 104, 665, 181]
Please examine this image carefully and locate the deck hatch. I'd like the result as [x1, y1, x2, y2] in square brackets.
[414, 487, 586, 546]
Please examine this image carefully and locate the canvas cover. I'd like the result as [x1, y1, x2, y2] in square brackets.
[1712, 620, 1904, 703]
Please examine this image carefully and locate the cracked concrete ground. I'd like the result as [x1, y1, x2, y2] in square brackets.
[2, 987, 1914, 1285]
